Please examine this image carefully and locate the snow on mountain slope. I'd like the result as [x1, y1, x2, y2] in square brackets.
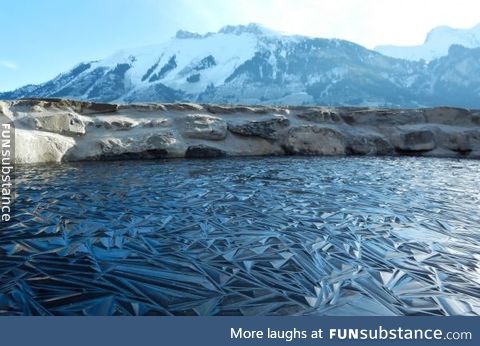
[3, 23, 480, 108]
[375, 24, 480, 61]
[55, 24, 267, 99]
[6, 23, 307, 103]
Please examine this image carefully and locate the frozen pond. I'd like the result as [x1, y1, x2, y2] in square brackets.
[2, 156, 480, 315]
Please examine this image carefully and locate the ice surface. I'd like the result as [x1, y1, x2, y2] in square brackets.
[1, 157, 479, 316]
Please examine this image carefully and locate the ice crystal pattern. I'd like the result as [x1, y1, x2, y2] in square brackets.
[1, 157, 480, 315]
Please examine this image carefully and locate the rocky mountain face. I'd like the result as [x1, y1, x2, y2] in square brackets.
[2, 99, 479, 164]
[2, 23, 480, 108]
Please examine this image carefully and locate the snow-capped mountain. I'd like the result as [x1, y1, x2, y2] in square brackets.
[375, 24, 480, 62]
[2, 23, 480, 108]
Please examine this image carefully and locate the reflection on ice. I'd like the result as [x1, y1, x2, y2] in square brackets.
[1, 156, 479, 316]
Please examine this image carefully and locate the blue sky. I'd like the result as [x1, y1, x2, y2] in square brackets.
[1, 0, 480, 91]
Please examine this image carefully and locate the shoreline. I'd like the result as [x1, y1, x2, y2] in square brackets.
[1, 98, 479, 164]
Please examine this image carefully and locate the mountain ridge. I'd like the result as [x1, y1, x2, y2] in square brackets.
[375, 23, 480, 62]
[2, 23, 480, 108]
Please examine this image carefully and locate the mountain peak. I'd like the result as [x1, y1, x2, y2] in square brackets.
[424, 25, 454, 43]
[175, 30, 204, 39]
[174, 23, 279, 40]
[3, 22, 480, 108]
[425, 23, 480, 44]
[218, 23, 278, 36]
[375, 22, 480, 61]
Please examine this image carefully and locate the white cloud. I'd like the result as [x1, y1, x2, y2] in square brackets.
[0, 60, 17, 70]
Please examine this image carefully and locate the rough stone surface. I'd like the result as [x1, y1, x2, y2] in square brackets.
[205, 105, 274, 114]
[141, 119, 170, 128]
[282, 126, 346, 155]
[339, 109, 425, 126]
[228, 115, 290, 140]
[80, 102, 118, 114]
[472, 112, 480, 125]
[146, 131, 175, 145]
[181, 114, 227, 140]
[185, 145, 226, 158]
[3, 99, 480, 163]
[94, 116, 138, 130]
[29, 113, 86, 135]
[97, 138, 170, 160]
[348, 135, 394, 155]
[96, 131, 179, 160]
[394, 130, 436, 152]
[424, 107, 473, 126]
[444, 132, 472, 153]
[296, 110, 343, 124]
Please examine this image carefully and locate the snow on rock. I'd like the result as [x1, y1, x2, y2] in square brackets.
[15, 129, 75, 164]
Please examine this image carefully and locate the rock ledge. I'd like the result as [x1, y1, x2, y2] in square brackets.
[2, 99, 479, 164]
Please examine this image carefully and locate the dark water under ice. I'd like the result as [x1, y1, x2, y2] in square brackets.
[2, 156, 480, 316]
